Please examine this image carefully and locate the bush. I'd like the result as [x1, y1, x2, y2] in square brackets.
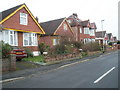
[72, 41, 83, 49]
[24, 48, 33, 57]
[117, 40, 120, 44]
[0, 41, 12, 58]
[108, 42, 113, 46]
[38, 43, 50, 55]
[82, 42, 101, 52]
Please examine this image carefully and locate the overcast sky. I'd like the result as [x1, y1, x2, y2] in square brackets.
[0, 0, 119, 39]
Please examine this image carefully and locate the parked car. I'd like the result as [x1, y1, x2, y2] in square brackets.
[10, 47, 27, 61]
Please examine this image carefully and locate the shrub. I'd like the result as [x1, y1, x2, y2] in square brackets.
[108, 42, 113, 46]
[82, 42, 101, 52]
[24, 48, 33, 57]
[38, 43, 50, 55]
[72, 41, 83, 49]
[0, 41, 12, 58]
[117, 40, 120, 44]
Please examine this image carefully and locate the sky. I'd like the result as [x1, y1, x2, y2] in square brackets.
[0, 0, 119, 39]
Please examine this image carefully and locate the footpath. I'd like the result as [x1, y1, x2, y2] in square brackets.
[1, 50, 118, 83]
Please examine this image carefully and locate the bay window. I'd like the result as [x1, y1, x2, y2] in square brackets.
[84, 28, 90, 34]
[0, 30, 18, 46]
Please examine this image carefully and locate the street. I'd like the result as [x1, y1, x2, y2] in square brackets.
[3, 51, 118, 88]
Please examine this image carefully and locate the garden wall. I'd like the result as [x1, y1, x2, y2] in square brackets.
[2, 55, 16, 72]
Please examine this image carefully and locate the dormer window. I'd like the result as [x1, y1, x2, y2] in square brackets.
[20, 12, 28, 25]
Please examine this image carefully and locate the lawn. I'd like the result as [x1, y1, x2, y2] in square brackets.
[23, 55, 45, 63]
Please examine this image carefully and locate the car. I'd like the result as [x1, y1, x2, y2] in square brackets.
[10, 47, 27, 61]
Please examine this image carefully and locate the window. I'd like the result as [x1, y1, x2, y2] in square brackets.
[84, 28, 90, 34]
[20, 13, 28, 25]
[80, 28, 82, 33]
[23, 33, 37, 46]
[64, 24, 67, 31]
[1, 30, 18, 46]
[53, 39, 59, 46]
[67, 20, 71, 23]
[90, 29, 95, 36]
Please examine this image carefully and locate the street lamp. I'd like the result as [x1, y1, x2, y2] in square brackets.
[101, 20, 105, 53]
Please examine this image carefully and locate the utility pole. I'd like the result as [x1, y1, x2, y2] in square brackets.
[101, 20, 105, 53]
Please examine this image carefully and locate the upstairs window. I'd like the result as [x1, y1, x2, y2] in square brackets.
[20, 13, 28, 25]
[84, 28, 90, 34]
[64, 24, 67, 31]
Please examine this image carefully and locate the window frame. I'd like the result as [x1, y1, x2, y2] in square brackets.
[64, 24, 67, 31]
[23, 32, 38, 46]
[20, 12, 28, 25]
[1, 30, 18, 46]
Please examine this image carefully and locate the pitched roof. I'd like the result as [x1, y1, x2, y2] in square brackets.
[0, 3, 45, 34]
[0, 4, 23, 21]
[80, 20, 90, 27]
[67, 13, 82, 27]
[107, 33, 112, 40]
[90, 23, 97, 29]
[40, 18, 65, 35]
[95, 31, 106, 38]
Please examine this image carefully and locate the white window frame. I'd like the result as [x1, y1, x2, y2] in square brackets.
[1, 30, 18, 46]
[20, 12, 28, 25]
[64, 24, 67, 31]
[80, 28, 82, 33]
[84, 28, 90, 34]
[23, 32, 38, 46]
[53, 38, 59, 46]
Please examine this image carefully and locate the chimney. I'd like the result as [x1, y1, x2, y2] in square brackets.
[73, 13, 78, 18]
[35, 16, 39, 22]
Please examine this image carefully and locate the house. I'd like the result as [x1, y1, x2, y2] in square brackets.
[113, 36, 117, 42]
[0, 4, 45, 56]
[67, 13, 81, 42]
[89, 23, 97, 42]
[95, 31, 108, 45]
[107, 33, 114, 43]
[80, 20, 91, 44]
[67, 13, 96, 44]
[40, 18, 74, 47]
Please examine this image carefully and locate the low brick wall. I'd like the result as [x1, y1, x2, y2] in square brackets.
[45, 53, 81, 62]
[2, 54, 16, 72]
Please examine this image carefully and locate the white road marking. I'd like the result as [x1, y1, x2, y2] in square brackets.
[94, 67, 116, 84]
[0, 77, 25, 84]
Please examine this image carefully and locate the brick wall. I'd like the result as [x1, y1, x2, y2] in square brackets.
[2, 7, 43, 33]
[2, 55, 16, 72]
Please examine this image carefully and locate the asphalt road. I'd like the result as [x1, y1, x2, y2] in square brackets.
[3, 51, 118, 88]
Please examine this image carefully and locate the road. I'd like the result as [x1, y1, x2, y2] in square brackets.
[3, 51, 118, 88]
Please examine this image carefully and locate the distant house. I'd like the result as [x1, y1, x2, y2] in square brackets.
[95, 31, 108, 45]
[107, 33, 114, 43]
[113, 36, 117, 42]
[67, 13, 96, 44]
[0, 4, 45, 56]
[40, 18, 74, 47]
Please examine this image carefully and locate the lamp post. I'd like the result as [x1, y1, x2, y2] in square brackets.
[101, 20, 105, 53]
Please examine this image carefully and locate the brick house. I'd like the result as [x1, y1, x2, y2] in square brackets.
[40, 18, 74, 47]
[67, 13, 96, 44]
[95, 31, 108, 45]
[0, 4, 45, 56]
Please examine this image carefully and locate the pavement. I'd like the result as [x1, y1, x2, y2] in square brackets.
[1, 50, 117, 83]
[2, 50, 118, 88]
